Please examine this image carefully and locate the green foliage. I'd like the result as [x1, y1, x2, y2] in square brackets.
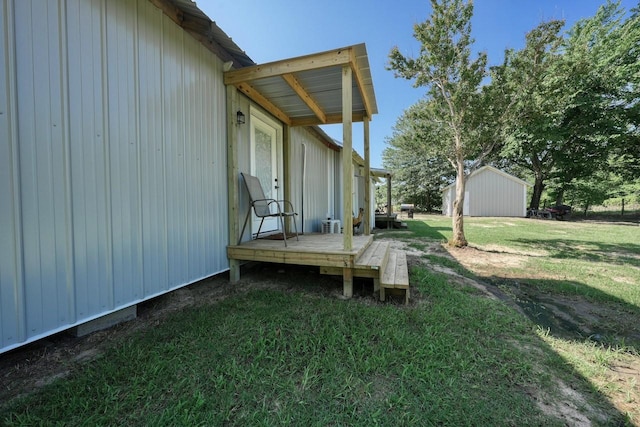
[495, 1, 640, 208]
[382, 100, 454, 211]
[387, 0, 496, 245]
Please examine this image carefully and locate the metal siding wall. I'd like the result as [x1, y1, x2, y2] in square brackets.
[288, 127, 332, 233]
[137, 1, 168, 297]
[13, 0, 71, 338]
[0, 0, 24, 349]
[66, 0, 111, 319]
[1, 0, 229, 354]
[467, 169, 524, 217]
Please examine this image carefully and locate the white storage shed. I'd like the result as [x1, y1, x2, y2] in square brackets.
[442, 166, 530, 217]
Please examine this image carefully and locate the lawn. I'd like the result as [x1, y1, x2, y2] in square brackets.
[1, 216, 638, 425]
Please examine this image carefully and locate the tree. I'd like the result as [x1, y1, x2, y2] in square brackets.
[383, 100, 455, 212]
[498, 1, 640, 208]
[496, 20, 566, 209]
[388, 0, 492, 246]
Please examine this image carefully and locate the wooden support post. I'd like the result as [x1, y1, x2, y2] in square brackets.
[387, 174, 392, 229]
[283, 124, 291, 233]
[343, 267, 353, 298]
[226, 85, 240, 283]
[342, 65, 353, 251]
[363, 115, 371, 235]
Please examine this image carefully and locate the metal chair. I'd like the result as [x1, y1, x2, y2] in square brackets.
[239, 172, 299, 247]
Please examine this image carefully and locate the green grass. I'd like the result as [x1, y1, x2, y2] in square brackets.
[2, 216, 638, 425]
[2, 273, 601, 426]
[406, 216, 640, 306]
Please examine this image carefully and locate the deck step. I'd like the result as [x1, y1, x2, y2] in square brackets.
[380, 249, 410, 304]
[319, 240, 390, 278]
[355, 240, 390, 269]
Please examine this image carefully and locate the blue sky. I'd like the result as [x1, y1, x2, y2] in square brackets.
[197, 0, 636, 168]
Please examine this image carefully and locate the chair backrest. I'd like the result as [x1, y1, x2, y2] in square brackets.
[241, 173, 271, 217]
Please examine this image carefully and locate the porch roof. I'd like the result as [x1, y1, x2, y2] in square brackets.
[223, 44, 378, 127]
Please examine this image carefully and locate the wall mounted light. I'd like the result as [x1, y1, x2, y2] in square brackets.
[236, 111, 246, 125]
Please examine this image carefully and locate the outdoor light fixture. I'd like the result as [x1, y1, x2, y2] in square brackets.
[236, 111, 245, 125]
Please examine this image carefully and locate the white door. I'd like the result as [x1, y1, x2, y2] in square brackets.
[250, 109, 282, 234]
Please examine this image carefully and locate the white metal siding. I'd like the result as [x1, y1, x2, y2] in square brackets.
[466, 168, 525, 217]
[442, 167, 527, 217]
[288, 127, 334, 233]
[1, 0, 229, 354]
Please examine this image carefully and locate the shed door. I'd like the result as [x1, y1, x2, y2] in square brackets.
[250, 110, 282, 234]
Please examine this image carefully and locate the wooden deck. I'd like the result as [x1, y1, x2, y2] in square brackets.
[228, 233, 410, 303]
[227, 233, 374, 267]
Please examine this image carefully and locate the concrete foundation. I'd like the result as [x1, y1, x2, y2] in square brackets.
[72, 306, 137, 337]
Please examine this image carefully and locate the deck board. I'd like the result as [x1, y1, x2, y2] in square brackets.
[381, 249, 409, 288]
[228, 234, 373, 268]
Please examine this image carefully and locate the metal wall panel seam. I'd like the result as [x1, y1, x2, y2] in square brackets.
[100, 0, 114, 313]
[160, 12, 169, 292]
[59, 0, 77, 326]
[1, 0, 26, 347]
[134, 0, 144, 301]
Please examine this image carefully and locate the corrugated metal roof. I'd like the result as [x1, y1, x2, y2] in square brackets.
[223, 44, 378, 127]
[164, 1, 377, 130]
[160, 0, 255, 68]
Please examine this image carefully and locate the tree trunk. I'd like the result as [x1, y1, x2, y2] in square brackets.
[555, 188, 564, 206]
[621, 198, 625, 216]
[451, 160, 467, 247]
[529, 174, 545, 210]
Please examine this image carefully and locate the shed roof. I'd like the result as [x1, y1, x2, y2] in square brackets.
[441, 165, 531, 192]
[224, 44, 378, 127]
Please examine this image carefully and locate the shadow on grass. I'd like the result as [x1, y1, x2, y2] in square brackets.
[411, 264, 633, 425]
[487, 275, 640, 351]
[406, 219, 451, 240]
[510, 237, 640, 267]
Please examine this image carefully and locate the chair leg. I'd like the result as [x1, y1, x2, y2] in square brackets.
[279, 215, 288, 247]
[292, 215, 299, 241]
[256, 218, 265, 240]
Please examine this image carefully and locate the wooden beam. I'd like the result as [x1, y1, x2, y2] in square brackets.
[387, 174, 392, 229]
[224, 47, 352, 85]
[306, 126, 340, 152]
[350, 52, 376, 118]
[282, 73, 327, 124]
[342, 268, 353, 298]
[290, 112, 366, 127]
[342, 65, 353, 252]
[226, 85, 240, 283]
[283, 125, 292, 233]
[234, 83, 291, 126]
[363, 115, 371, 235]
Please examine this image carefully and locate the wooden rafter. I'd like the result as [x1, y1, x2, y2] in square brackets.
[223, 44, 376, 128]
[235, 83, 291, 126]
[290, 112, 366, 127]
[224, 47, 351, 85]
[349, 52, 376, 119]
[282, 74, 326, 124]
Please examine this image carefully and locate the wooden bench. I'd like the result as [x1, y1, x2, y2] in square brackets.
[380, 249, 410, 304]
